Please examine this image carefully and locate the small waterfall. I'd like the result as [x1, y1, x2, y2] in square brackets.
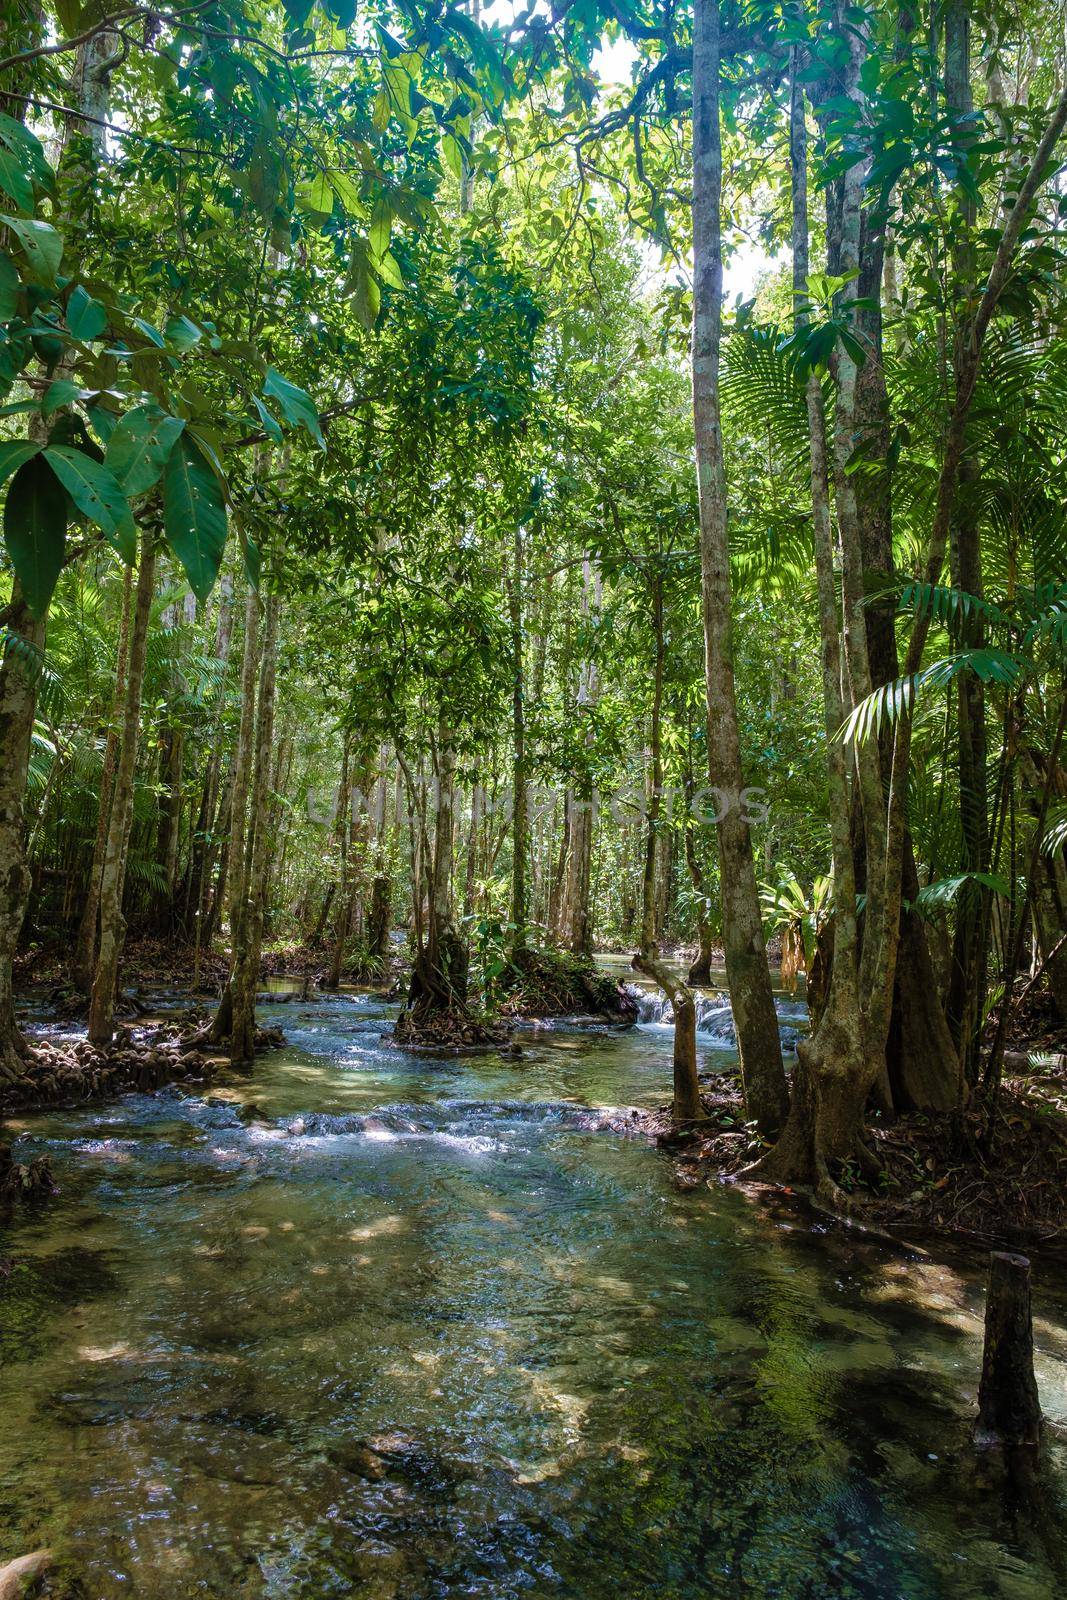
[625, 982, 804, 1052]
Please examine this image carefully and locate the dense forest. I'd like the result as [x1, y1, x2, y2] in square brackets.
[0, 0, 1066, 1589]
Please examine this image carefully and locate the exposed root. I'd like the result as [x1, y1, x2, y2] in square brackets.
[0, 1025, 215, 1117]
[642, 1062, 1067, 1244]
[0, 1140, 55, 1205]
[389, 1007, 508, 1053]
[183, 1021, 285, 1059]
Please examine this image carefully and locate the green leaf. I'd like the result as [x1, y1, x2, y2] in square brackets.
[0, 252, 19, 319]
[1, 216, 63, 284]
[346, 247, 380, 329]
[0, 439, 42, 490]
[441, 133, 464, 181]
[105, 403, 185, 497]
[41, 378, 82, 417]
[164, 313, 202, 350]
[43, 445, 136, 559]
[251, 395, 283, 443]
[66, 283, 107, 341]
[299, 172, 334, 217]
[369, 195, 392, 260]
[132, 316, 165, 348]
[163, 432, 227, 601]
[263, 366, 325, 448]
[375, 249, 403, 291]
[0, 146, 33, 213]
[3, 454, 67, 617]
[0, 114, 51, 190]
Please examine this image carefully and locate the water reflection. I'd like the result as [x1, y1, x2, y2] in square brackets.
[0, 988, 1064, 1598]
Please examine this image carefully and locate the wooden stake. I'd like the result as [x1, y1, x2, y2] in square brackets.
[976, 1251, 1042, 1446]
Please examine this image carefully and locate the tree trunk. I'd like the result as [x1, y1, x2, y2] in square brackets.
[943, 0, 990, 1083]
[155, 724, 184, 931]
[691, 0, 787, 1137]
[229, 595, 279, 1064]
[510, 520, 528, 953]
[976, 1252, 1042, 1446]
[88, 531, 156, 1045]
[322, 735, 352, 991]
[683, 757, 716, 985]
[633, 572, 704, 1123]
[211, 588, 260, 1040]
[754, 54, 869, 1192]
[72, 562, 133, 992]
[0, 583, 45, 1081]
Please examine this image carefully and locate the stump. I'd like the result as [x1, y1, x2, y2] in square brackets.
[975, 1251, 1042, 1446]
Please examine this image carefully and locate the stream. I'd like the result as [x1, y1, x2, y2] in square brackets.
[1, 979, 1066, 1598]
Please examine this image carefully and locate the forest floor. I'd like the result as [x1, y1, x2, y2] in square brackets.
[13, 933, 404, 1002]
[652, 983, 1067, 1248]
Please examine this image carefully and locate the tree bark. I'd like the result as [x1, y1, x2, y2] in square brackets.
[73, 562, 133, 991]
[691, 0, 787, 1136]
[88, 531, 156, 1045]
[633, 571, 704, 1123]
[229, 594, 279, 1063]
[211, 587, 260, 1040]
[976, 1252, 1042, 1447]
[510, 520, 528, 953]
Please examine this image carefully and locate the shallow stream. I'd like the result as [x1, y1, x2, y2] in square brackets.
[1, 984, 1066, 1597]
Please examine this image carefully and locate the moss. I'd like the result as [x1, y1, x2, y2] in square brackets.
[498, 947, 638, 1023]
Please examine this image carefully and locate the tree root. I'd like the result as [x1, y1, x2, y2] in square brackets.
[0, 1026, 216, 1118]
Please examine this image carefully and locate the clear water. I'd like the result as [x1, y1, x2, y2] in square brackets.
[1, 987, 1066, 1598]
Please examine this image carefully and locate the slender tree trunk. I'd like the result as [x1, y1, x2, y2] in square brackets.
[633, 573, 703, 1123]
[683, 749, 716, 984]
[72, 562, 133, 992]
[211, 588, 260, 1039]
[88, 532, 156, 1045]
[0, 583, 45, 1080]
[156, 725, 184, 930]
[510, 520, 528, 953]
[691, 0, 787, 1136]
[943, 0, 990, 1083]
[229, 595, 279, 1063]
[322, 735, 352, 991]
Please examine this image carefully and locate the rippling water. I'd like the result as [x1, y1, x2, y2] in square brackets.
[1, 986, 1066, 1598]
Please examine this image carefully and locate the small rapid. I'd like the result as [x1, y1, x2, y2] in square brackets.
[1, 981, 1066, 1599]
[624, 982, 807, 1051]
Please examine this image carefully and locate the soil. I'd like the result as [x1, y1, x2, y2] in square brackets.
[650, 1048, 1067, 1248]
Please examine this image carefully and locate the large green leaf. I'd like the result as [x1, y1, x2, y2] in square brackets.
[0, 146, 33, 213]
[66, 284, 107, 342]
[1, 216, 63, 284]
[3, 454, 67, 617]
[163, 432, 227, 601]
[43, 445, 136, 562]
[0, 112, 51, 188]
[0, 438, 42, 490]
[0, 252, 19, 319]
[263, 366, 325, 448]
[106, 403, 185, 497]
